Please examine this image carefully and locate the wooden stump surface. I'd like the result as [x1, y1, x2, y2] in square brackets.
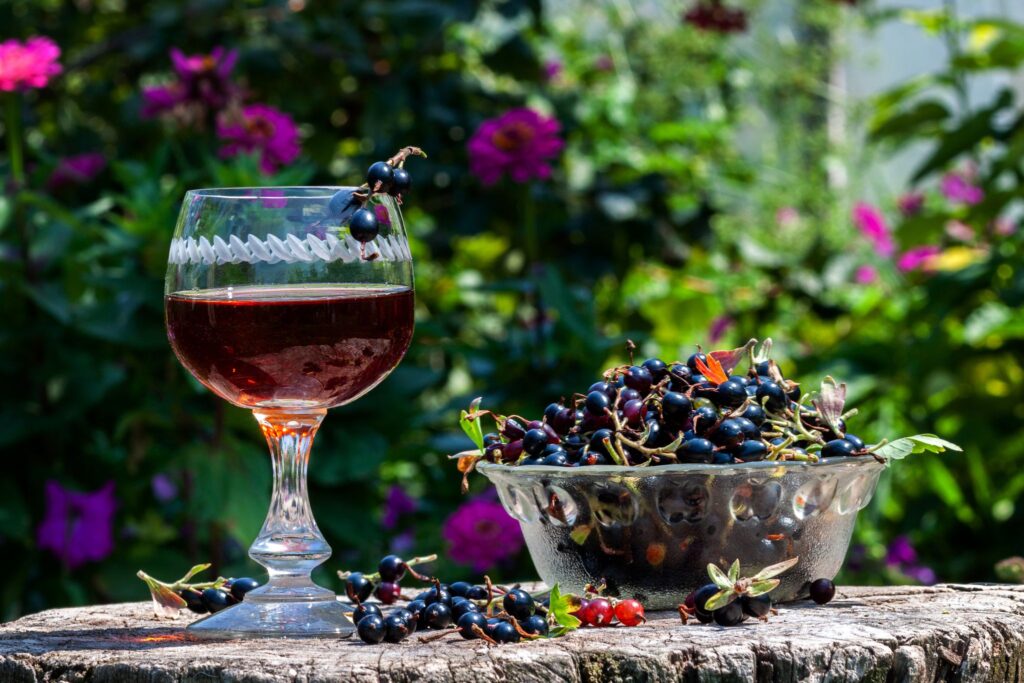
[2, 584, 1024, 682]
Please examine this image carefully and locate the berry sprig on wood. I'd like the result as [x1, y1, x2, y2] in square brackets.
[137, 564, 261, 618]
[327, 145, 426, 248]
[452, 338, 959, 480]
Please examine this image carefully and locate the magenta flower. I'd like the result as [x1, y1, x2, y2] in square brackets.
[217, 104, 300, 174]
[467, 108, 564, 186]
[0, 37, 62, 91]
[903, 565, 937, 585]
[897, 192, 924, 217]
[442, 495, 524, 571]
[47, 152, 107, 190]
[141, 47, 239, 119]
[543, 60, 563, 82]
[708, 315, 733, 345]
[374, 203, 392, 227]
[37, 480, 116, 569]
[382, 485, 417, 529]
[594, 55, 614, 71]
[885, 535, 917, 566]
[140, 85, 184, 118]
[852, 202, 895, 257]
[897, 245, 940, 272]
[854, 265, 878, 284]
[940, 172, 983, 206]
[151, 474, 178, 503]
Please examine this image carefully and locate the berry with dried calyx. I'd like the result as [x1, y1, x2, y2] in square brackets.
[809, 578, 836, 604]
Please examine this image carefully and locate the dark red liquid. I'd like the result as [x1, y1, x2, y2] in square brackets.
[166, 285, 414, 409]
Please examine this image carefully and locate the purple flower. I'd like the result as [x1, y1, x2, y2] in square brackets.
[543, 59, 563, 82]
[594, 55, 614, 72]
[48, 152, 106, 190]
[141, 47, 239, 119]
[854, 265, 878, 284]
[852, 202, 895, 257]
[390, 529, 416, 556]
[442, 496, 524, 571]
[0, 37, 62, 92]
[885, 535, 917, 567]
[940, 172, 983, 206]
[140, 85, 184, 118]
[382, 485, 417, 530]
[897, 245, 940, 272]
[897, 192, 924, 217]
[217, 104, 301, 174]
[708, 315, 733, 345]
[151, 474, 178, 503]
[36, 480, 116, 569]
[903, 564, 937, 585]
[467, 108, 564, 186]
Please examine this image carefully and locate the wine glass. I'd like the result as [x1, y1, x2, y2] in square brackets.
[164, 186, 414, 638]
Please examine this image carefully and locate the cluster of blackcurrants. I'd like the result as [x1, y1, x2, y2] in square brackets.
[571, 596, 646, 628]
[680, 577, 836, 627]
[479, 351, 866, 467]
[328, 149, 419, 245]
[178, 577, 260, 614]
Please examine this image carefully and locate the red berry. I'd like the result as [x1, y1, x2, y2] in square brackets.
[614, 599, 646, 627]
[588, 598, 614, 627]
[571, 599, 592, 625]
[375, 581, 401, 605]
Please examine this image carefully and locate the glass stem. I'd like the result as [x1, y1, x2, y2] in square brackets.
[249, 409, 333, 598]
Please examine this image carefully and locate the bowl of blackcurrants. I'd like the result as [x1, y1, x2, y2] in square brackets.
[454, 339, 957, 610]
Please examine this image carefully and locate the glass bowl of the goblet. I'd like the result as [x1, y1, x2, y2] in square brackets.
[477, 456, 884, 609]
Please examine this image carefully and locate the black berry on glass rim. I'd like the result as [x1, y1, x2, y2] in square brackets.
[389, 166, 411, 196]
[348, 207, 379, 243]
[366, 161, 395, 192]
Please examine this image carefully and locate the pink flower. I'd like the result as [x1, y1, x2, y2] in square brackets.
[48, 152, 106, 190]
[382, 485, 417, 529]
[216, 104, 300, 174]
[897, 192, 924, 217]
[708, 315, 733, 345]
[945, 220, 975, 242]
[151, 473, 178, 503]
[594, 55, 614, 71]
[37, 480, 116, 569]
[543, 60, 563, 82]
[776, 207, 800, 228]
[852, 202, 895, 257]
[940, 172, 983, 205]
[467, 108, 564, 186]
[854, 265, 878, 284]
[897, 245, 940, 272]
[0, 37, 62, 91]
[141, 47, 239, 119]
[140, 85, 184, 118]
[442, 495, 524, 571]
[994, 218, 1017, 236]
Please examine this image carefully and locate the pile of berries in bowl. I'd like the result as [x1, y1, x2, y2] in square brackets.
[453, 339, 959, 609]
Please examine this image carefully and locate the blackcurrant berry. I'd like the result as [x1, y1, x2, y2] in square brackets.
[733, 417, 759, 440]
[201, 588, 233, 613]
[366, 161, 395, 192]
[689, 584, 719, 623]
[466, 585, 489, 600]
[375, 581, 401, 604]
[690, 373, 707, 384]
[522, 429, 549, 456]
[541, 451, 570, 466]
[585, 390, 611, 415]
[378, 555, 406, 582]
[622, 399, 645, 425]
[713, 600, 745, 626]
[678, 438, 715, 464]
[754, 360, 772, 376]
[662, 391, 693, 426]
[712, 451, 735, 464]
[179, 588, 207, 614]
[623, 366, 653, 394]
[383, 613, 410, 643]
[809, 578, 836, 604]
[787, 383, 801, 401]
[457, 611, 488, 640]
[588, 381, 615, 397]
[741, 404, 766, 426]
[422, 602, 452, 629]
[728, 374, 750, 386]
[712, 418, 745, 447]
[544, 402, 562, 423]
[590, 428, 614, 447]
[483, 432, 502, 449]
[502, 418, 527, 440]
[686, 352, 708, 372]
[741, 594, 772, 618]
[346, 572, 374, 602]
[756, 381, 787, 411]
[735, 439, 768, 461]
[619, 387, 641, 403]
[716, 380, 747, 407]
[357, 614, 386, 644]
[821, 439, 857, 458]
[844, 434, 866, 450]
[581, 450, 609, 466]
[389, 166, 411, 196]
[502, 589, 536, 620]
[353, 602, 383, 624]
[637, 359, 665, 382]
[492, 621, 520, 643]
[391, 607, 417, 633]
[520, 614, 549, 635]
[327, 189, 361, 223]
[349, 207, 379, 243]
[404, 599, 426, 625]
[423, 585, 451, 606]
[551, 408, 576, 434]
[692, 406, 719, 435]
[229, 577, 260, 601]
[669, 362, 692, 388]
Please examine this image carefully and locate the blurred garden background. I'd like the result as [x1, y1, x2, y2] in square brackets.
[3, 0, 1024, 618]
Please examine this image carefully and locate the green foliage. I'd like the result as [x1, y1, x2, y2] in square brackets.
[1, 0, 1022, 619]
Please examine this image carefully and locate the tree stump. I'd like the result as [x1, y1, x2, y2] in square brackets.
[2, 584, 1023, 682]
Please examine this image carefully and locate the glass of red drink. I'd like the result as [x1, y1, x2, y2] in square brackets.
[165, 187, 414, 638]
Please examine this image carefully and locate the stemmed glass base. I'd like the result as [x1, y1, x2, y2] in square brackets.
[187, 409, 353, 639]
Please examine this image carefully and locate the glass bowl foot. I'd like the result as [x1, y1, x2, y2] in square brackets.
[186, 591, 353, 639]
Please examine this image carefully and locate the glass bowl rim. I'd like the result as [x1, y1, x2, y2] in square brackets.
[184, 186, 365, 199]
[476, 455, 885, 478]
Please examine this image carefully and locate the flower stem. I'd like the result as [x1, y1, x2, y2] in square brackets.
[5, 93, 25, 187]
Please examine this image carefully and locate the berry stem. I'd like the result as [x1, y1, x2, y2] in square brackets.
[338, 553, 438, 583]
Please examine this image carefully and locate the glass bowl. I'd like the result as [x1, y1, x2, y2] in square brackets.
[477, 456, 884, 609]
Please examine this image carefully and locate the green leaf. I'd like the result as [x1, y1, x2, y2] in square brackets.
[727, 559, 741, 583]
[872, 434, 963, 460]
[547, 584, 582, 635]
[707, 562, 732, 590]
[703, 588, 736, 612]
[459, 397, 485, 453]
[176, 563, 212, 584]
[746, 579, 781, 597]
[870, 99, 950, 142]
[751, 556, 800, 581]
